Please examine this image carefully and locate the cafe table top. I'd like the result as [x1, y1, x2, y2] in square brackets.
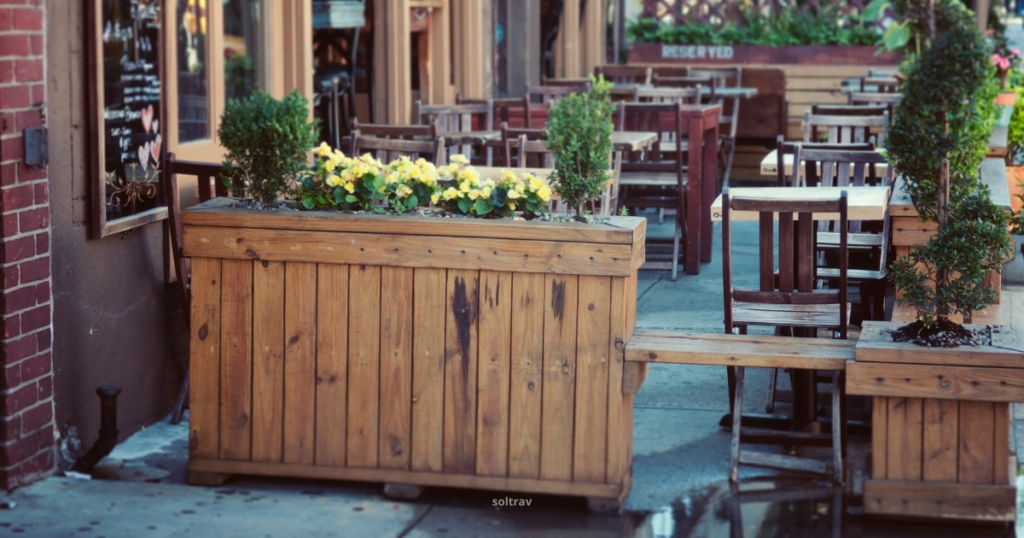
[710, 186, 891, 222]
[502, 131, 659, 152]
[608, 84, 758, 100]
[759, 148, 889, 177]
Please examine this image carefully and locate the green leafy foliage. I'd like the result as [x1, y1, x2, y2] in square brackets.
[218, 89, 318, 204]
[886, 0, 1013, 324]
[544, 76, 616, 219]
[627, 6, 878, 46]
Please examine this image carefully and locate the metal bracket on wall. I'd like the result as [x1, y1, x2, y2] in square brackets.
[24, 127, 48, 168]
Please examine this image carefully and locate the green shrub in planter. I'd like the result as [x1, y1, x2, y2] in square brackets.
[886, 0, 1013, 332]
[544, 75, 616, 220]
[218, 89, 318, 204]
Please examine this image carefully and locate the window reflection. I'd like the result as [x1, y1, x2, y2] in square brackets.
[177, 0, 208, 142]
[223, 0, 262, 103]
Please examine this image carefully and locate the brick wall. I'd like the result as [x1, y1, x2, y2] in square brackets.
[0, 0, 54, 490]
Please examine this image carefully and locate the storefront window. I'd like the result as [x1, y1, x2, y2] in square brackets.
[177, 0, 208, 143]
[223, 0, 262, 103]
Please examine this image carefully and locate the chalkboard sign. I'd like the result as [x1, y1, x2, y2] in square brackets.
[89, 0, 168, 238]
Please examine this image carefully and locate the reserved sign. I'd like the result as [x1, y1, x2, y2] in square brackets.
[661, 44, 735, 60]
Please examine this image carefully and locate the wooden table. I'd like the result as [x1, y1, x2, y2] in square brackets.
[711, 186, 891, 222]
[439, 130, 500, 146]
[759, 149, 889, 177]
[609, 84, 759, 100]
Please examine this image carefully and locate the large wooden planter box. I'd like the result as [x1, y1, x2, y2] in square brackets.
[891, 159, 1013, 307]
[628, 43, 900, 66]
[182, 198, 646, 507]
[848, 321, 1024, 522]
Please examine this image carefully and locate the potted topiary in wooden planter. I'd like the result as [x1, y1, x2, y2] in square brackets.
[185, 83, 646, 511]
[846, 0, 1021, 522]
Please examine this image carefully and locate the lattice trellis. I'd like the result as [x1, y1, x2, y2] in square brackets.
[641, 0, 891, 30]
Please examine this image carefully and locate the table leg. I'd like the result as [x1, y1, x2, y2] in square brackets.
[686, 117, 703, 275]
[701, 120, 719, 264]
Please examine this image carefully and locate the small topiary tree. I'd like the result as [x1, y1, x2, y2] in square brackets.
[218, 89, 318, 204]
[544, 75, 616, 220]
[886, 0, 1013, 338]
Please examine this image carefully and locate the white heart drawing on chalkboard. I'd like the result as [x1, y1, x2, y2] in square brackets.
[152, 119, 159, 135]
[141, 105, 154, 134]
[139, 143, 150, 171]
[151, 134, 161, 162]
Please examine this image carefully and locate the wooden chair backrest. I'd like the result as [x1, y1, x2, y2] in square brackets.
[632, 86, 700, 105]
[688, 67, 741, 138]
[721, 186, 849, 338]
[616, 102, 685, 186]
[541, 76, 592, 87]
[775, 135, 875, 187]
[652, 75, 715, 100]
[848, 91, 902, 106]
[500, 124, 552, 168]
[413, 101, 492, 133]
[804, 110, 889, 146]
[525, 83, 588, 104]
[859, 76, 900, 93]
[455, 94, 525, 129]
[163, 153, 232, 329]
[349, 119, 437, 140]
[595, 65, 652, 85]
[349, 131, 446, 166]
[867, 67, 897, 77]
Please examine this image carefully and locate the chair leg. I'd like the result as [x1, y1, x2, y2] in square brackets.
[722, 137, 736, 189]
[658, 208, 665, 224]
[831, 370, 844, 485]
[730, 366, 746, 482]
[765, 368, 778, 413]
[170, 371, 189, 425]
[671, 218, 681, 281]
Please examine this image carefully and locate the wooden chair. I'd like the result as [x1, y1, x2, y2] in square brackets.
[689, 67, 741, 186]
[541, 76, 592, 87]
[595, 65, 652, 85]
[859, 76, 900, 93]
[456, 94, 527, 165]
[164, 153, 235, 425]
[721, 186, 849, 483]
[523, 84, 589, 128]
[811, 102, 895, 125]
[804, 110, 889, 147]
[349, 119, 438, 140]
[632, 86, 700, 105]
[617, 102, 688, 280]
[412, 100, 493, 163]
[350, 131, 446, 166]
[774, 135, 876, 187]
[867, 67, 898, 78]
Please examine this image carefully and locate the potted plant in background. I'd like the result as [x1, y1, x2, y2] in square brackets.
[847, 0, 1023, 523]
[182, 88, 646, 511]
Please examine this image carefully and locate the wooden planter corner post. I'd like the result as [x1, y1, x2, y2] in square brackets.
[848, 321, 1024, 522]
[182, 198, 645, 509]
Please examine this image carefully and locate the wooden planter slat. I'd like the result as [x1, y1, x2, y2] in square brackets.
[854, 322, 1024, 368]
[847, 362, 1024, 402]
[863, 480, 1016, 521]
[185, 204, 644, 503]
[922, 399, 958, 482]
[183, 225, 640, 277]
[182, 199, 641, 245]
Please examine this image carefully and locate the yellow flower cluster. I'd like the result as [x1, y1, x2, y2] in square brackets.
[312, 142, 382, 194]
[439, 157, 494, 203]
[382, 156, 441, 203]
[500, 169, 553, 204]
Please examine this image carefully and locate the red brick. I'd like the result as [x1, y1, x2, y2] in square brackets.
[3, 313, 17, 339]
[0, 60, 10, 83]
[2, 363, 18, 389]
[0, 162, 14, 186]
[0, 85, 28, 110]
[0, 135, 23, 163]
[18, 257, 46, 284]
[2, 284, 34, 315]
[0, 416, 19, 442]
[17, 207, 45, 233]
[16, 160, 45, 182]
[2, 380, 35, 415]
[32, 182, 45, 204]
[33, 280, 46, 302]
[11, 7, 40, 30]
[14, 109, 38, 131]
[33, 230, 45, 254]
[0, 432, 38, 466]
[29, 83, 42, 104]
[34, 326, 48, 350]
[1, 265, 16, 288]
[2, 213, 17, 238]
[16, 446, 53, 478]
[20, 401, 50, 433]
[2, 334, 34, 364]
[13, 59, 39, 82]
[0, 8, 11, 30]
[0, 112, 13, 135]
[0, 1, 30, 5]
[35, 373, 49, 399]
[19, 304, 46, 333]
[1, 236, 33, 264]
[1, 184, 33, 212]
[0, 34, 28, 57]
[28, 34, 40, 55]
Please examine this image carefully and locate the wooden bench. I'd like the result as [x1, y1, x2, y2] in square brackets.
[623, 329, 857, 480]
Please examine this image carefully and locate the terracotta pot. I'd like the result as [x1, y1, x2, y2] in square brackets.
[995, 92, 1018, 107]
